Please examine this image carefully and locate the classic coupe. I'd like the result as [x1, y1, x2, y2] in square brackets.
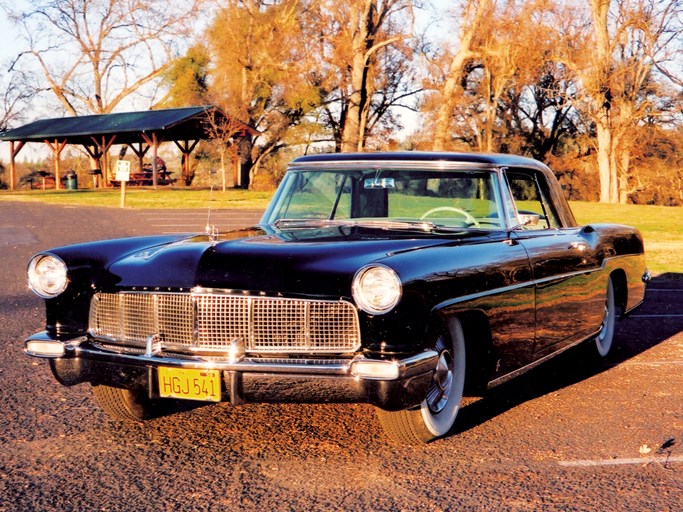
[25, 152, 648, 444]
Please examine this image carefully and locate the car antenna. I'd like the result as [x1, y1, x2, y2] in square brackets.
[205, 170, 218, 243]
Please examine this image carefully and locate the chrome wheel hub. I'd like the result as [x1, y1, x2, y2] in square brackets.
[435, 351, 453, 392]
[598, 304, 610, 342]
[427, 346, 454, 414]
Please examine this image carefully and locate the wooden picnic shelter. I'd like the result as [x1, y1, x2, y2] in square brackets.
[0, 106, 258, 190]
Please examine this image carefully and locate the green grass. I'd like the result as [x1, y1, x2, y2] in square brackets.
[1, 189, 679, 275]
[0, 188, 273, 210]
[570, 201, 683, 276]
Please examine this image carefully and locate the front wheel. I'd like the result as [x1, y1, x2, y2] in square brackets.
[92, 385, 157, 421]
[376, 319, 466, 445]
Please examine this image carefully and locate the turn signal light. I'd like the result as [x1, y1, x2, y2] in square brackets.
[25, 340, 66, 358]
[351, 360, 400, 380]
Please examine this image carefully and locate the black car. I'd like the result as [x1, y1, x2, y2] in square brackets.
[25, 152, 648, 444]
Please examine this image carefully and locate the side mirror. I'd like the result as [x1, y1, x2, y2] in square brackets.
[518, 213, 540, 227]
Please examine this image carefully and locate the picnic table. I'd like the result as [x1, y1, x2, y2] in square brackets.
[111, 169, 176, 187]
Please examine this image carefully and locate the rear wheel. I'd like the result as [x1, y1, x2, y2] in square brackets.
[594, 278, 616, 357]
[92, 385, 156, 421]
[376, 319, 466, 445]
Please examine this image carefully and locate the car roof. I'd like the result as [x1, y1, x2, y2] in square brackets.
[290, 151, 549, 171]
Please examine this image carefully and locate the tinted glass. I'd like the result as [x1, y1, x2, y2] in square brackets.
[264, 169, 504, 229]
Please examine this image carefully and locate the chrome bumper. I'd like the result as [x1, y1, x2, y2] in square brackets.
[25, 331, 437, 379]
[25, 332, 439, 410]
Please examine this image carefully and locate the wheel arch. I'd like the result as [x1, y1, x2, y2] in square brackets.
[609, 268, 628, 316]
[438, 309, 494, 396]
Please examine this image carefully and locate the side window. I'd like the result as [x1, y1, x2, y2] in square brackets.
[505, 171, 560, 229]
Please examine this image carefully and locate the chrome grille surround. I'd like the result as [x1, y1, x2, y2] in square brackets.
[89, 288, 361, 354]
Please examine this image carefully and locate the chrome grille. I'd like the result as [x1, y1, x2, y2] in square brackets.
[89, 291, 361, 354]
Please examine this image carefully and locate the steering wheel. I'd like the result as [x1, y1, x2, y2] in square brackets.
[419, 206, 480, 227]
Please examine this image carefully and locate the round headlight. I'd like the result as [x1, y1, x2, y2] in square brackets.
[28, 254, 68, 298]
[352, 265, 402, 314]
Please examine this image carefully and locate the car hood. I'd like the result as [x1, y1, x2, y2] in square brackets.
[104, 225, 482, 296]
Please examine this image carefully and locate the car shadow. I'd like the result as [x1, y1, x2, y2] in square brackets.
[97, 273, 683, 435]
[451, 273, 682, 436]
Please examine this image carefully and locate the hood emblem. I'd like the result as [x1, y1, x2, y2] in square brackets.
[206, 224, 219, 244]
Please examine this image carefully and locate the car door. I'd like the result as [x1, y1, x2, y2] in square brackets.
[504, 170, 605, 357]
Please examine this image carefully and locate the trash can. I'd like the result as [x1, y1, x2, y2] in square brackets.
[65, 172, 78, 190]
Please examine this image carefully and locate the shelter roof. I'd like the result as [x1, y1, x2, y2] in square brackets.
[0, 105, 258, 146]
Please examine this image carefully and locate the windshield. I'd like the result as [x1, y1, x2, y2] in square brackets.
[261, 168, 505, 230]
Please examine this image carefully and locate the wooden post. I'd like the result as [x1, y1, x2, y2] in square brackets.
[55, 143, 61, 190]
[8, 141, 25, 191]
[142, 133, 162, 188]
[45, 139, 67, 190]
[9, 141, 15, 191]
[115, 160, 130, 207]
[120, 179, 126, 208]
[87, 136, 116, 187]
[129, 142, 150, 180]
[152, 133, 158, 188]
[173, 139, 199, 186]
[83, 144, 103, 188]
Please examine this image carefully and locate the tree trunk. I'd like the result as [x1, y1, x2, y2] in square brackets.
[220, 148, 227, 192]
[618, 150, 631, 204]
[595, 122, 612, 203]
[590, 0, 619, 203]
[341, 51, 369, 152]
[341, 1, 374, 153]
[433, 0, 491, 151]
[239, 137, 254, 189]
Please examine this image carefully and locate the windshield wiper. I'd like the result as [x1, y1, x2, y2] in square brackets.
[274, 218, 437, 231]
[431, 225, 493, 235]
[274, 218, 335, 229]
[274, 218, 493, 234]
[350, 219, 437, 231]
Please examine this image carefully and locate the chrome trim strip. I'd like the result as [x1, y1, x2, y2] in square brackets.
[304, 301, 311, 349]
[192, 295, 198, 347]
[433, 281, 534, 311]
[247, 296, 254, 349]
[433, 253, 642, 312]
[288, 160, 495, 171]
[532, 267, 600, 286]
[24, 332, 438, 381]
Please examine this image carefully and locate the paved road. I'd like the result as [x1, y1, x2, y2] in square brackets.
[0, 202, 681, 511]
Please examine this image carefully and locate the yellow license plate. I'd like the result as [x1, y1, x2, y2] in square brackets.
[158, 367, 221, 402]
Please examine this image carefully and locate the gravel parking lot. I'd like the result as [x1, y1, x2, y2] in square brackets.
[1, 202, 681, 511]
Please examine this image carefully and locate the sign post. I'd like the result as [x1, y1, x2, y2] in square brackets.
[115, 160, 131, 208]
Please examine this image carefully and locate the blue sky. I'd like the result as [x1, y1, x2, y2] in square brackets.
[0, 1, 450, 163]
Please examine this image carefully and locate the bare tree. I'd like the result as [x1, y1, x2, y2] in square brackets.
[427, 0, 573, 156]
[313, 0, 419, 152]
[500, 61, 580, 160]
[4, 0, 204, 115]
[202, 108, 255, 191]
[326, 0, 415, 152]
[432, 0, 493, 151]
[0, 69, 36, 132]
[567, 0, 682, 203]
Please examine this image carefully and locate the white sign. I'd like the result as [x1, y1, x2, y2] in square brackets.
[115, 160, 131, 182]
